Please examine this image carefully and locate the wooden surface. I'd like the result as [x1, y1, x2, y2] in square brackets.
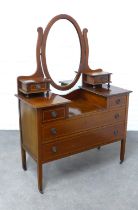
[19, 78, 50, 84]
[81, 84, 132, 97]
[42, 123, 125, 162]
[20, 102, 38, 160]
[82, 71, 112, 77]
[16, 92, 71, 108]
[42, 108, 126, 143]
[42, 106, 66, 122]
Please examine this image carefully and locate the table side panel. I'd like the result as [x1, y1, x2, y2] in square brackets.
[20, 102, 38, 158]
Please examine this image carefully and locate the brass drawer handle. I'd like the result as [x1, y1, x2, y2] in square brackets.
[114, 113, 120, 119]
[51, 128, 57, 135]
[35, 84, 41, 90]
[51, 146, 57, 153]
[114, 129, 118, 136]
[116, 98, 121, 104]
[51, 111, 58, 118]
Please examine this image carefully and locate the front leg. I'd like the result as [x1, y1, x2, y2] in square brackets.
[21, 146, 27, 170]
[37, 162, 43, 194]
[120, 138, 126, 164]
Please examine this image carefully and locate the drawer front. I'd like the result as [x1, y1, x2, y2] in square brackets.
[109, 95, 126, 108]
[21, 82, 47, 93]
[94, 75, 109, 84]
[42, 106, 65, 122]
[21, 83, 28, 92]
[86, 75, 109, 85]
[42, 108, 126, 142]
[86, 76, 94, 84]
[30, 83, 46, 91]
[42, 123, 125, 162]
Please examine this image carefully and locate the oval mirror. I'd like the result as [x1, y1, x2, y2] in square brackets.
[41, 14, 84, 91]
[46, 20, 80, 87]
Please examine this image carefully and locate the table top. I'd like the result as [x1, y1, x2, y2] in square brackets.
[16, 85, 132, 108]
[80, 85, 132, 97]
[15, 93, 71, 108]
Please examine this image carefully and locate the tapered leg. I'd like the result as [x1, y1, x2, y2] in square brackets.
[21, 146, 27, 170]
[37, 162, 43, 194]
[120, 138, 126, 164]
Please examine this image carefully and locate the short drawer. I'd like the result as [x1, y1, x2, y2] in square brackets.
[94, 75, 109, 84]
[19, 81, 49, 95]
[42, 106, 66, 122]
[86, 75, 109, 85]
[42, 108, 126, 142]
[109, 95, 126, 108]
[30, 83, 46, 91]
[42, 123, 125, 162]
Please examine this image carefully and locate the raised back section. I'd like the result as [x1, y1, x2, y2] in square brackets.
[17, 27, 51, 96]
[18, 27, 44, 82]
[17, 14, 110, 96]
[82, 26, 111, 89]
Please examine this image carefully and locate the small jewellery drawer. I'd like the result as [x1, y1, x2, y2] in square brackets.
[42, 109, 126, 142]
[18, 78, 50, 94]
[93, 75, 109, 84]
[42, 123, 125, 162]
[86, 75, 109, 85]
[109, 95, 126, 108]
[30, 83, 46, 91]
[42, 106, 66, 122]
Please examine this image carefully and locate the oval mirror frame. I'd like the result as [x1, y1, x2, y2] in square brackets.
[41, 14, 85, 91]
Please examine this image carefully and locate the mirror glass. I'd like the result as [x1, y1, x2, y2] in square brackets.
[46, 19, 81, 87]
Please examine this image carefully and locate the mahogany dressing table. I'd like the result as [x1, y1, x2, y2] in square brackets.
[16, 14, 132, 193]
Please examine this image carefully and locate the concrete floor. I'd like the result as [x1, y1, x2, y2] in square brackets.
[0, 131, 138, 210]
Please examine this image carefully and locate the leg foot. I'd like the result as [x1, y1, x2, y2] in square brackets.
[97, 146, 101, 150]
[39, 189, 44, 194]
[120, 160, 124, 164]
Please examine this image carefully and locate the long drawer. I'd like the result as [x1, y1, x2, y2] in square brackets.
[42, 108, 126, 142]
[42, 123, 125, 162]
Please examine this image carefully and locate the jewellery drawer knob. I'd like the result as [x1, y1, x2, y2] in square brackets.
[116, 99, 121, 104]
[114, 113, 119, 119]
[114, 129, 118, 136]
[35, 84, 41, 90]
[51, 111, 57, 118]
[51, 128, 57, 135]
[51, 146, 57, 153]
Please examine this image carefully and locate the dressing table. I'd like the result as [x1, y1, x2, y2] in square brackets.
[16, 14, 131, 193]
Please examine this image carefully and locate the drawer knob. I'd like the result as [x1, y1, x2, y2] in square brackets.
[114, 113, 119, 119]
[51, 128, 57, 135]
[114, 129, 118, 136]
[116, 99, 121, 104]
[51, 111, 57, 118]
[51, 146, 57, 153]
[35, 84, 41, 90]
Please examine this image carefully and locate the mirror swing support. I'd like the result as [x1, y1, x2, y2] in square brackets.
[16, 14, 132, 193]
